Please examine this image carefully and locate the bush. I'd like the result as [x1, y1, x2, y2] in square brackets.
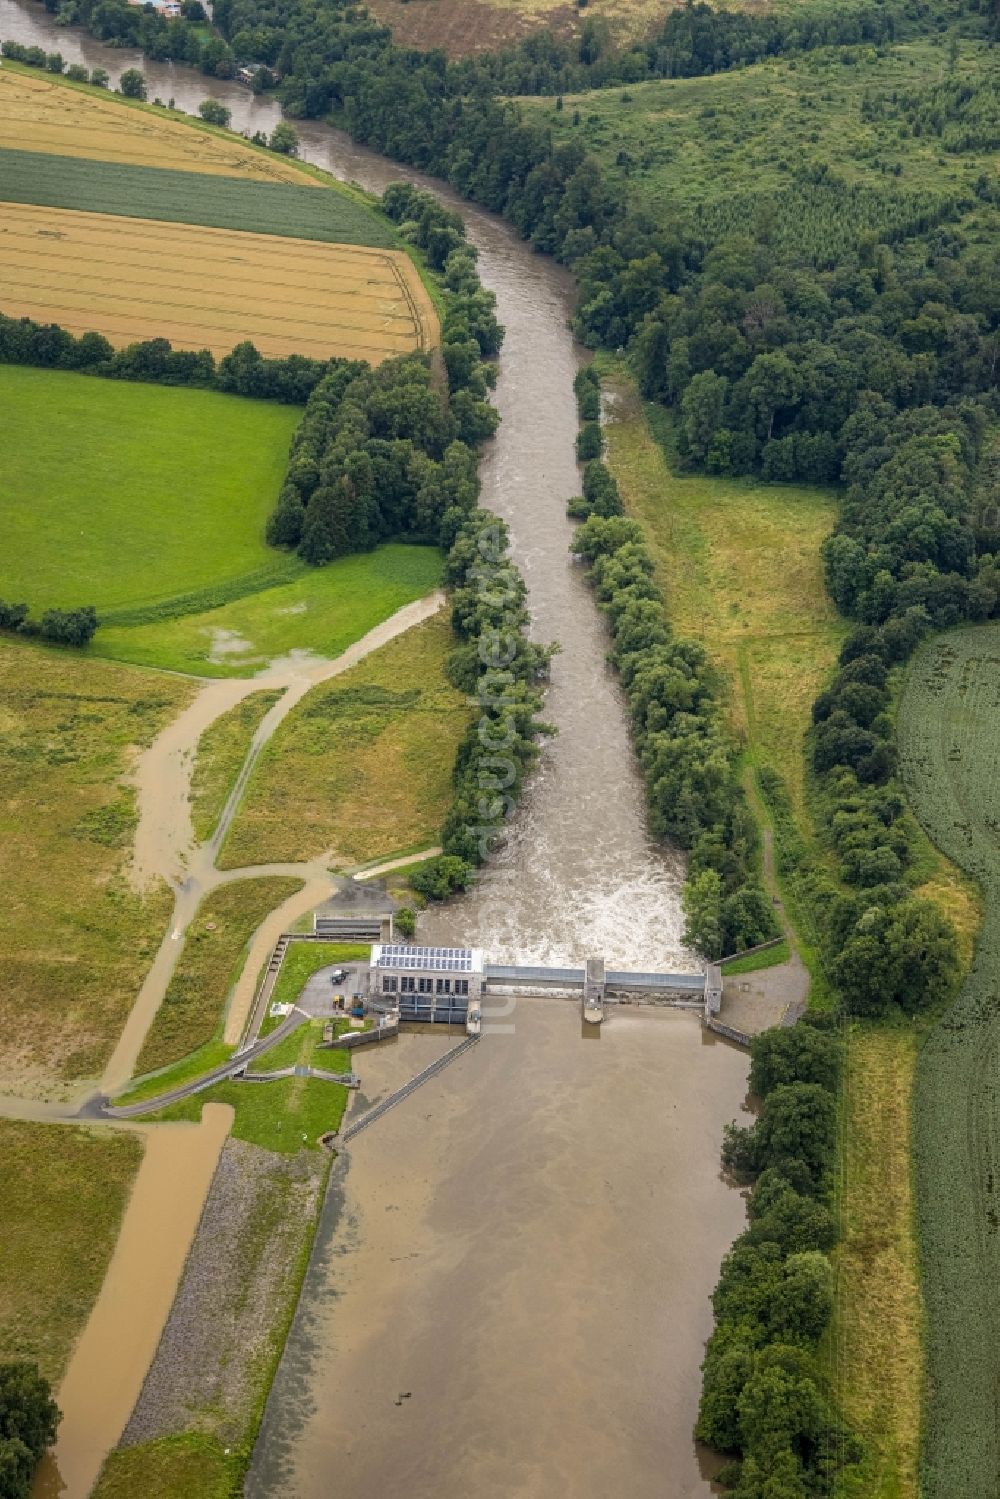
[748, 1025, 840, 1098]
[198, 98, 232, 127]
[575, 420, 603, 461]
[409, 855, 474, 901]
[269, 121, 299, 156]
[394, 906, 416, 938]
[118, 68, 147, 100]
[0, 1361, 59, 1499]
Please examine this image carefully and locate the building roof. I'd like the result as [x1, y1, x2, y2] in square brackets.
[372, 943, 483, 974]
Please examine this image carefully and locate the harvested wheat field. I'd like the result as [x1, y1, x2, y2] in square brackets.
[0, 201, 438, 360]
[0, 67, 314, 183]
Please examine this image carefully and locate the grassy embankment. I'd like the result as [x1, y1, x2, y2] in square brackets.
[897, 625, 1000, 1498]
[132, 878, 305, 1078]
[220, 613, 470, 871]
[720, 941, 790, 977]
[599, 368, 929, 1496]
[143, 1064, 351, 1152]
[0, 1121, 143, 1383]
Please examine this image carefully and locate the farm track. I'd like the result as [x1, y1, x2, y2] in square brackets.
[0, 68, 316, 182]
[0, 201, 436, 360]
[898, 623, 1000, 1498]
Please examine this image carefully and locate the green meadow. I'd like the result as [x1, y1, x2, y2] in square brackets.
[0, 365, 300, 613]
[95, 544, 443, 676]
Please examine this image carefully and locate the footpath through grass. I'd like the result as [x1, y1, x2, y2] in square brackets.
[95, 544, 443, 677]
[221, 613, 470, 869]
[0, 1119, 143, 1382]
[190, 691, 283, 843]
[0, 366, 300, 615]
[898, 624, 1000, 1498]
[0, 640, 193, 1093]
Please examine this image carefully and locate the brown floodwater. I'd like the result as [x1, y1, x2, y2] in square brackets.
[248, 1005, 748, 1498]
[31, 1105, 233, 1499]
[1, 12, 750, 1490]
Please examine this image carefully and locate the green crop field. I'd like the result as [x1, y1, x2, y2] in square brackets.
[898, 623, 1000, 1498]
[0, 147, 397, 247]
[0, 366, 300, 614]
[96, 544, 444, 676]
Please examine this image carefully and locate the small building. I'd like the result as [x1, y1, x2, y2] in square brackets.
[127, 0, 183, 13]
[370, 943, 483, 1023]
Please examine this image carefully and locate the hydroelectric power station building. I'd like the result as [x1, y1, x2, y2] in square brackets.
[370, 943, 484, 1024]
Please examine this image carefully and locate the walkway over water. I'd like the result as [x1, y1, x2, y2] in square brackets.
[483, 963, 706, 996]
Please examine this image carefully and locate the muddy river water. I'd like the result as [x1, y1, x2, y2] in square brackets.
[2, 7, 750, 1491]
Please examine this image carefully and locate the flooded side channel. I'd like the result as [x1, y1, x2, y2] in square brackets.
[1, 10, 751, 1493]
[32, 1105, 233, 1499]
[249, 1006, 749, 1499]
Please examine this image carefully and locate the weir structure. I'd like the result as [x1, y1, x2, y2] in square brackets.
[365, 941, 720, 1033]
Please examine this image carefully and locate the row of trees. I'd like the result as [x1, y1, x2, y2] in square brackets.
[565, 370, 776, 959]
[698, 1024, 863, 1496]
[570, 506, 778, 958]
[0, 316, 329, 403]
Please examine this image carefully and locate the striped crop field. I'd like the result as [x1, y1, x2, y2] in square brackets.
[0, 67, 315, 183]
[898, 623, 1000, 1499]
[0, 148, 396, 247]
[0, 202, 438, 361]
